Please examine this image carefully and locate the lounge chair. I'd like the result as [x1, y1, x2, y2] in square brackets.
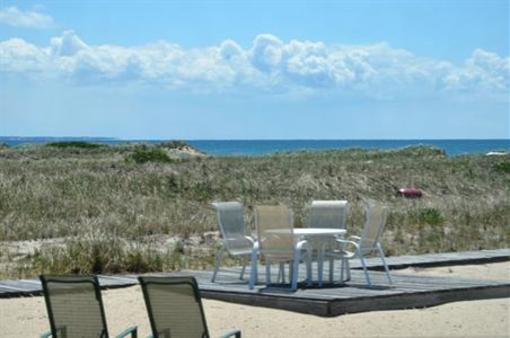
[138, 276, 241, 338]
[331, 203, 393, 286]
[210, 202, 256, 282]
[249, 205, 311, 291]
[308, 200, 349, 283]
[39, 275, 137, 338]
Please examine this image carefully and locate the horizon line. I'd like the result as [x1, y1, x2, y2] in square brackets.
[1, 136, 509, 142]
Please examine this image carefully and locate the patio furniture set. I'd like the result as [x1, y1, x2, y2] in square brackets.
[211, 200, 393, 290]
[37, 200, 392, 337]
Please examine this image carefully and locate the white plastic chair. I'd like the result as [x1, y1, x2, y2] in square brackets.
[308, 200, 349, 284]
[211, 202, 255, 283]
[332, 203, 393, 286]
[249, 205, 311, 291]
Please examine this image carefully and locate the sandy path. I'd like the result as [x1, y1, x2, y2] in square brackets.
[1, 262, 508, 338]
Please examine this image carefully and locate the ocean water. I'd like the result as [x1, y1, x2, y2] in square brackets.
[187, 139, 510, 156]
[1, 137, 509, 156]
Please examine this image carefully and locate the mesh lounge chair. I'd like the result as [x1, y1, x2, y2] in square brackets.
[39, 275, 137, 338]
[210, 202, 255, 282]
[249, 205, 311, 291]
[308, 200, 349, 284]
[138, 276, 241, 338]
[332, 203, 393, 286]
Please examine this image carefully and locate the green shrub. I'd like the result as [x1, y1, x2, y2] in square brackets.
[494, 161, 510, 174]
[125, 147, 173, 164]
[418, 208, 444, 226]
[159, 140, 189, 149]
[46, 141, 106, 149]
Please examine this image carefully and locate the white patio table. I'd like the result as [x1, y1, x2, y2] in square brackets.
[262, 228, 347, 287]
[293, 228, 346, 287]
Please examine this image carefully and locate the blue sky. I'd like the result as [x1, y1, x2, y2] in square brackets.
[0, 0, 509, 139]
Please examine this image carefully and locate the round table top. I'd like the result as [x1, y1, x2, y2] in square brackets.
[266, 228, 346, 236]
[293, 228, 346, 236]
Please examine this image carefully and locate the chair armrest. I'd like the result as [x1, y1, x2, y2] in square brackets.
[116, 326, 138, 338]
[251, 239, 259, 252]
[244, 236, 255, 245]
[348, 235, 361, 241]
[40, 332, 52, 338]
[335, 238, 360, 251]
[295, 239, 309, 251]
[218, 329, 241, 338]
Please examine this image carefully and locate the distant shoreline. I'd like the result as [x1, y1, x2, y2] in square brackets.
[1, 137, 508, 156]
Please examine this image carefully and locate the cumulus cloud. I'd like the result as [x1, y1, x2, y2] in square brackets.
[443, 49, 510, 93]
[0, 38, 50, 72]
[0, 31, 508, 98]
[0, 6, 54, 29]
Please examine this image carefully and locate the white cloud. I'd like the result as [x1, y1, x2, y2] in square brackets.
[0, 6, 54, 29]
[50, 31, 88, 57]
[443, 49, 510, 93]
[250, 34, 284, 72]
[0, 32, 508, 99]
[0, 38, 50, 72]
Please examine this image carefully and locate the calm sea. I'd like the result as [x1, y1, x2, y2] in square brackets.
[1, 137, 509, 156]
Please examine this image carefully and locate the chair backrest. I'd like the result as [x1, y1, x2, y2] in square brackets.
[40, 275, 109, 338]
[359, 203, 388, 254]
[308, 200, 349, 229]
[138, 276, 209, 338]
[212, 201, 251, 254]
[254, 205, 294, 260]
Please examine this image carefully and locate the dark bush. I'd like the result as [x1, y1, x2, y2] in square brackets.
[46, 141, 106, 149]
[126, 147, 173, 164]
[159, 140, 189, 149]
[494, 161, 510, 174]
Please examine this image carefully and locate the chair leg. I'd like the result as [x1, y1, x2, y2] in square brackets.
[265, 258, 272, 285]
[318, 247, 325, 287]
[249, 246, 258, 289]
[288, 262, 293, 285]
[377, 243, 393, 284]
[239, 262, 246, 280]
[306, 250, 312, 286]
[359, 255, 372, 286]
[211, 248, 224, 282]
[291, 251, 301, 291]
[278, 262, 286, 283]
[329, 258, 334, 283]
[340, 258, 345, 282]
[345, 259, 351, 281]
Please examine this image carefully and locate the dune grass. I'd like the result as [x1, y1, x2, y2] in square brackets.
[0, 142, 508, 278]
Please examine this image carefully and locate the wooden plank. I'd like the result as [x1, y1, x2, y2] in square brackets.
[0, 249, 508, 317]
[201, 288, 331, 316]
[0, 280, 40, 292]
[328, 284, 510, 316]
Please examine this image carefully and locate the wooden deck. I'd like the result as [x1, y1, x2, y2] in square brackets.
[1, 249, 509, 317]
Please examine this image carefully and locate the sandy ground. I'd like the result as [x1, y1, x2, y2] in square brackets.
[1, 262, 509, 338]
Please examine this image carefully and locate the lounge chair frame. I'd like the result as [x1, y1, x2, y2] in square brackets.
[139, 276, 241, 338]
[40, 275, 137, 338]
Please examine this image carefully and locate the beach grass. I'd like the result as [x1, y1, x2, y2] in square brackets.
[0, 142, 508, 278]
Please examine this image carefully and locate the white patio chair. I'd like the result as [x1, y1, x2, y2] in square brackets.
[249, 205, 311, 291]
[332, 203, 392, 286]
[211, 202, 256, 283]
[308, 200, 349, 283]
